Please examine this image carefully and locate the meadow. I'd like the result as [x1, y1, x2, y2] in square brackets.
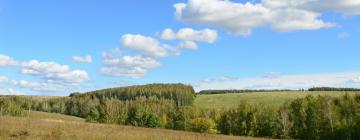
[194, 91, 360, 109]
[0, 111, 263, 140]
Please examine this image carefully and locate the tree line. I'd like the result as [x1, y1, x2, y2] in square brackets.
[198, 89, 294, 95]
[199, 87, 360, 95]
[308, 87, 360, 91]
[217, 94, 360, 139]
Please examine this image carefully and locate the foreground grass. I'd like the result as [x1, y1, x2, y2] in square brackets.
[195, 91, 360, 109]
[0, 114, 265, 140]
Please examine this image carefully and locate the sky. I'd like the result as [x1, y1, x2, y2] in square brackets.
[1, 0, 360, 96]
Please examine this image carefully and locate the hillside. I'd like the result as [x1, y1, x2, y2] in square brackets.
[2, 87, 360, 139]
[195, 91, 360, 109]
[0, 112, 264, 140]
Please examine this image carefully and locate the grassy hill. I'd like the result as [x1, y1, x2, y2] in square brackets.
[25, 111, 84, 122]
[195, 91, 360, 109]
[0, 111, 265, 140]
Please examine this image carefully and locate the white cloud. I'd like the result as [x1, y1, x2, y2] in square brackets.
[175, 1, 272, 35]
[12, 80, 62, 92]
[101, 52, 161, 78]
[102, 28, 217, 78]
[0, 54, 90, 94]
[21, 60, 90, 84]
[0, 55, 19, 67]
[263, 0, 360, 15]
[199, 76, 237, 84]
[160, 28, 218, 43]
[72, 55, 93, 63]
[121, 34, 168, 57]
[179, 41, 198, 49]
[174, 0, 347, 36]
[270, 8, 333, 32]
[195, 72, 360, 91]
[0, 76, 8, 83]
[0, 88, 23, 95]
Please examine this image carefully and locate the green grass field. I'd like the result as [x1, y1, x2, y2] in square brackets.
[0, 111, 265, 140]
[194, 91, 360, 109]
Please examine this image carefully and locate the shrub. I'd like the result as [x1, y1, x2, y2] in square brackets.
[188, 118, 216, 133]
[86, 107, 100, 122]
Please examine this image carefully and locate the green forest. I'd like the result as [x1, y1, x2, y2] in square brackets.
[1, 83, 360, 140]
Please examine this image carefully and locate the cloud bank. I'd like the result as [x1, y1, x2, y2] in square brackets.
[195, 72, 360, 91]
[0, 54, 90, 94]
[175, 0, 360, 36]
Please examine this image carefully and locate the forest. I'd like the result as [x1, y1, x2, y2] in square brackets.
[1, 84, 360, 140]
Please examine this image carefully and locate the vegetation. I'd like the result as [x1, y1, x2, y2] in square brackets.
[199, 87, 360, 95]
[309, 87, 360, 91]
[0, 115, 261, 140]
[27, 111, 84, 122]
[76, 83, 195, 106]
[215, 94, 360, 139]
[0, 96, 24, 116]
[1, 84, 360, 140]
[195, 91, 359, 109]
[198, 89, 293, 95]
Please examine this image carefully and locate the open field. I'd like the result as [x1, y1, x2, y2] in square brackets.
[0, 114, 266, 140]
[25, 111, 84, 122]
[195, 91, 360, 109]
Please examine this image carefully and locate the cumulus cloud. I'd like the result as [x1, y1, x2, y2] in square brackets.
[0, 88, 23, 95]
[160, 28, 218, 50]
[121, 34, 168, 57]
[263, 0, 360, 15]
[174, 0, 357, 35]
[102, 28, 217, 78]
[12, 80, 63, 92]
[199, 76, 237, 84]
[0, 54, 91, 94]
[178, 41, 198, 49]
[101, 51, 161, 78]
[195, 72, 360, 91]
[72, 55, 93, 63]
[160, 28, 218, 43]
[21, 60, 90, 84]
[0, 55, 19, 67]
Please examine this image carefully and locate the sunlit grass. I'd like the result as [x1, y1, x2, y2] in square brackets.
[0, 114, 265, 140]
[195, 91, 360, 109]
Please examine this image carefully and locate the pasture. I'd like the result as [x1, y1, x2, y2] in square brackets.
[194, 91, 360, 109]
[0, 112, 264, 140]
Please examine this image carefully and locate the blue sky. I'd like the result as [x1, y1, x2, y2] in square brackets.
[1, 0, 360, 95]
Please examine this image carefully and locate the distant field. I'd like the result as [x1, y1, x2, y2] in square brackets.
[0, 114, 265, 140]
[194, 91, 360, 109]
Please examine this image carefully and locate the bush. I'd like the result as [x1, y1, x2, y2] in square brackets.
[188, 118, 216, 133]
[86, 107, 100, 122]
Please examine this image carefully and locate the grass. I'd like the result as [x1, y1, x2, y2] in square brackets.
[0, 115, 266, 140]
[25, 111, 84, 122]
[194, 91, 360, 109]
